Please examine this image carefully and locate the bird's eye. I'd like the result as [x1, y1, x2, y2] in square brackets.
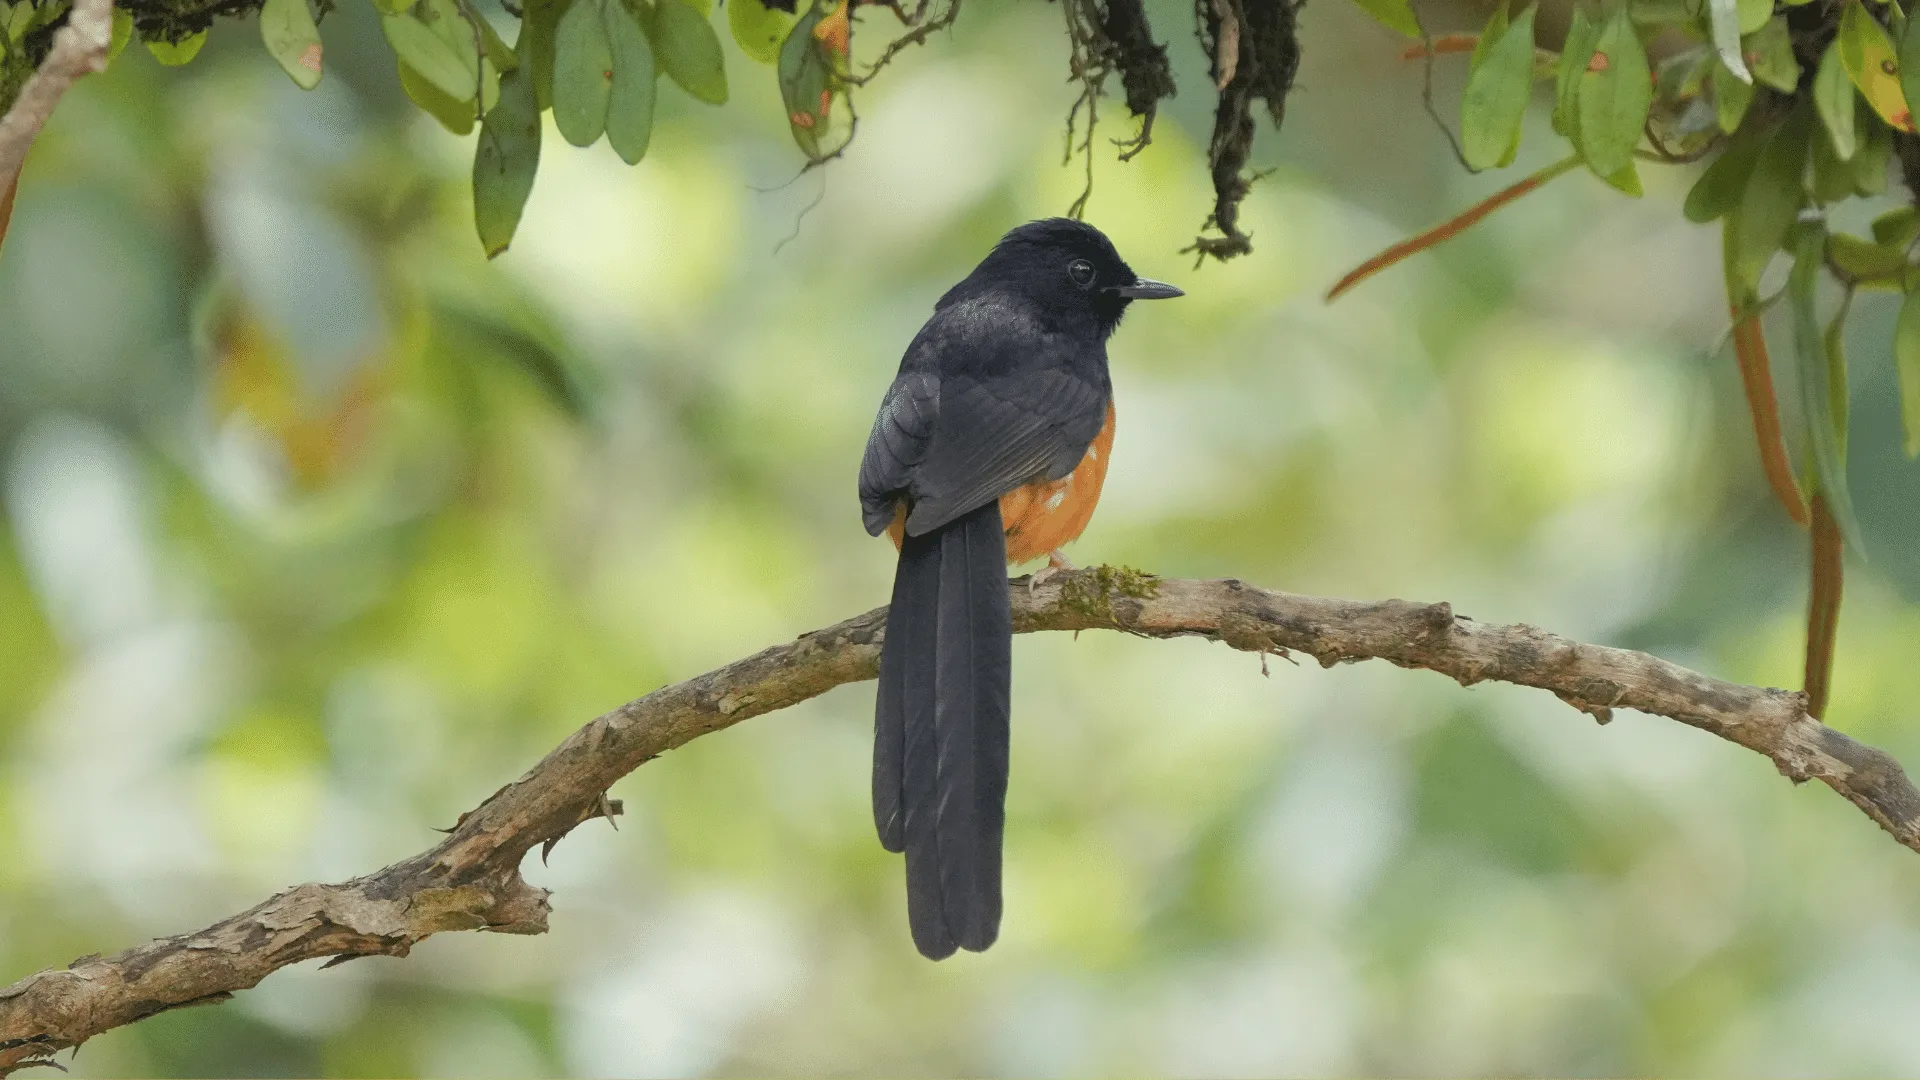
[1067, 259, 1096, 287]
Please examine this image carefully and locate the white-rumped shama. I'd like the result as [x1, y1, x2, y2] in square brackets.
[857, 218, 1182, 959]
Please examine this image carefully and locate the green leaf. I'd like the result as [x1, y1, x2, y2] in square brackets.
[383, 6, 479, 102]
[650, 0, 728, 104]
[778, 2, 838, 158]
[524, 0, 560, 109]
[371, 0, 412, 16]
[1461, 3, 1536, 169]
[1852, 107, 1892, 192]
[1684, 122, 1765, 222]
[1709, 0, 1752, 83]
[1632, 0, 1696, 27]
[261, 0, 324, 89]
[399, 56, 476, 133]
[1902, 3, 1920, 129]
[1840, 0, 1915, 130]
[1788, 224, 1868, 556]
[474, 63, 541, 257]
[480, 63, 501, 112]
[1731, 105, 1810, 292]
[147, 30, 208, 65]
[1874, 204, 1919, 247]
[107, 8, 133, 62]
[1470, 1, 1508, 69]
[1746, 16, 1801, 92]
[728, 0, 794, 64]
[552, 0, 613, 145]
[1736, 0, 1772, 33]
[1576, 6, 1652, 178]
[1896, 287, 1920, 456]
[1810, 115, 1858, 202]
[1828, 231, 1907, 280]
[24, 0, 66, 32]
[1349, 0, 1420, 36]
[1714, 57, 1756, 132]
[1553, 7, 1598, 138]
[421, 0, 498, 102]
[603, 0, 655, 163]
[1599, 159, 1644, 195]
[1816, 42, 1857, 160]
[480, 12, 517, 70]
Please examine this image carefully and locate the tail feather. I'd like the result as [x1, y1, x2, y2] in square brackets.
[874, 500, 1011, 960]
[873, 526, 938, 853]
[933, 505, 1009, 950]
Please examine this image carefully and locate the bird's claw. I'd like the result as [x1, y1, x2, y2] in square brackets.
[1026, 550, 1078, 595]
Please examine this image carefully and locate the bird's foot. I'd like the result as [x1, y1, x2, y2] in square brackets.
[1027, 550, 1078, 594]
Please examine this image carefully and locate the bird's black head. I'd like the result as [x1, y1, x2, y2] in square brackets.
[936, 218, 1182, 335]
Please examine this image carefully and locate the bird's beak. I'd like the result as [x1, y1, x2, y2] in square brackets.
[1106, 277, 1184, 300]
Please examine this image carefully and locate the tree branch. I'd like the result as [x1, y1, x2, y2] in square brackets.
[4, 567, 1917, 1073]
[0, 0, 112, 210]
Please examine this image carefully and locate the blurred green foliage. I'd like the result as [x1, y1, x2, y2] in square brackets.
[10, 0, 1920, 1075]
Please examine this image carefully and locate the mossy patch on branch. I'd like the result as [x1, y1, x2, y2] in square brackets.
[1056, 564, 1160, 622]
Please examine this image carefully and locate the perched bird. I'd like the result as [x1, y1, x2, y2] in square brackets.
[857, 218, 1182, 959]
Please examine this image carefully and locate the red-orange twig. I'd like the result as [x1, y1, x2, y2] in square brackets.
[1326, 155, 1580, 302]
[1805, 494, 1843, 718]
[0, 173, 16, 255]
[1729, 306, 1811, 526]
[1400, 33, 1478, 60]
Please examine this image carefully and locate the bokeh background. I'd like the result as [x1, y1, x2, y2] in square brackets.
[9, 0, 1920, 1072]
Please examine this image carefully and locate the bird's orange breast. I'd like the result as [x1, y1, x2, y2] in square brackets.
[886, 402, 1116, 566]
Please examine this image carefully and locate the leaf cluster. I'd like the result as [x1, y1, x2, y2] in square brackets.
[1342, 0, 1920, 716]
[0, 0, 858, 257]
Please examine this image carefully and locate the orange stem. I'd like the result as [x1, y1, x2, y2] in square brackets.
[1729, 307, 1811, 526]
[1326, 155, 1580, 303]
[1400, 34, 1479, 60]
[0, 171, 17, 256]
[1805, 494, 1843, 718]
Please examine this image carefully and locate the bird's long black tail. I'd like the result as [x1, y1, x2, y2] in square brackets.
[873, 501, 1011, 960]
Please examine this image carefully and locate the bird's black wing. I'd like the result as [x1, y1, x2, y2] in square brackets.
[858, 370, 940, 536]
[900, 367, 1106, 535]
